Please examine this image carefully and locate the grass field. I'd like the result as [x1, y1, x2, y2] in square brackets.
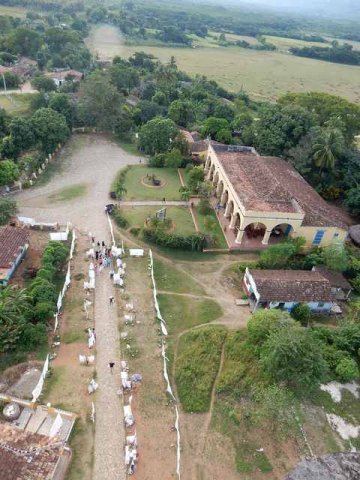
[123, 165, 182, 200]
[153, 258, 205, 295]
[0, 94, 33, 116]
[120, 205, 195, 235]
[86, 25, 360, 102]
[0, 5, 26, 16]
[194, 206, 228, 249]
[175, 326, 227, 412]
[48, 184, 87, 202]
[157, 293, 223, 335]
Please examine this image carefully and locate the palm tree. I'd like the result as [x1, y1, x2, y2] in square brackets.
[0, 286, 29, 351]
[179, 187, 191, 202]
[116, 184, 127, 199]
[312, 128, 344, 171]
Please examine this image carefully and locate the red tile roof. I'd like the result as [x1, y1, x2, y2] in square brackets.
[0, 226, 30, 269]
[313, 266, 352, 290]
[212, 144, 351, 229]
[0, 424, 63, 480]
[249, 269, 335, 303]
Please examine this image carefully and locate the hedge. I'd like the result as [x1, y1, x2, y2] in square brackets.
[143, 227, 206, 251]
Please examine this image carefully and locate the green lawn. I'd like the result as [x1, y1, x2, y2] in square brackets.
[48, 183, 87, 202]
[194, 206, 228, 249]
[0, 94, 34, 116]
[153, 258, 206, 295]
[123, 166, 182, 201]
[157, 293, 223, 335]
[175, 326, 227, 412]
[121, 206, 195, 235]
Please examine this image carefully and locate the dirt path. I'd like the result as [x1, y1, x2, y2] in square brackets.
[15, 134, 140, 480]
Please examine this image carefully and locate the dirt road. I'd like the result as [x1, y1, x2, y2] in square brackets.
[16, 134, 140, 480]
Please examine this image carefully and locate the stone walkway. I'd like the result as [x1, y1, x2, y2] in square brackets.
[93, 250, 126, 480]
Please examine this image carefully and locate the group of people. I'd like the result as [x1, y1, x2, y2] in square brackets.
[92, 239, 113, 273]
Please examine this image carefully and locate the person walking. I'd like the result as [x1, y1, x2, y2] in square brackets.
[109, 361, 115, 373]
[109, 296, 114, 305]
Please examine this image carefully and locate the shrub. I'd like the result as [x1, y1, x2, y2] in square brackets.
[36, 267, 55, 282]
[33, 301, 54, 323]
[143, 227, 206, 251]
[29, 279, 57, 305]
[198, 198, 212, 215]
[0, 198, 17, 225]
[335, 358, 359, 382]
[149, 153, 166, 168]
[248, 309, 296, 349]
[291, 303, 311, 326]
[21, 323, 47, 351]
[112, 210, 129, 229]
[129, 227, 140, 236]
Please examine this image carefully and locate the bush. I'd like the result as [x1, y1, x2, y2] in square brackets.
[21, 323, 47, 351]
[0, 198, 17, 225]
[198, 198, 212, 215]
[143, 226, 206, 251]
[112, 209, 129, 229]
[335, 358, 359, 382]
[291, 303, 311, 326]
[36, 267, 55, 282]
[247, 309, 296, 349]
[29, 279, 57, 305]
[129, 227, 140, 236]
[33, 301, 54, 323]
[149, 153, 166, 168]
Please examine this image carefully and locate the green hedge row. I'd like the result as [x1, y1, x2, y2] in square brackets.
[143, 226, 206, 251]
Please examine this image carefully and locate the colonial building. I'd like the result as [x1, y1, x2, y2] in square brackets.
[243, 267, 335, 313]
[205, 143, 350, 248]
[0, 226, 30, 286]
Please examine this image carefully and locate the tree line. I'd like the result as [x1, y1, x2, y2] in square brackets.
[290, 41, 360, 66]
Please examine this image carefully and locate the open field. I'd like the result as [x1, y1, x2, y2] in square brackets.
[0, 5, 26, 16]
[0, 94, 33, 116]
[265, 35, 360, 52]
[86, 25, 360, 102]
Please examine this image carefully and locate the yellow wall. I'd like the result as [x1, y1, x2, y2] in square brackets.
[297, 226, 348, 248]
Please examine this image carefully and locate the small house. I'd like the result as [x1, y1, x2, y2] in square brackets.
[0, 226, 30, 286]
[243, 267, 335, 313]
[312, 266, 352, 301]
[46, 69, 83, 88]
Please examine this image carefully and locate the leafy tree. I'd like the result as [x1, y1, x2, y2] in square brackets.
[31, 108, 70, 153]
[291, 303, 311, 327]
[152, 91, 167, 106]
[165, 148, 182, 168]
[279, 92, 360, 141]
[31, 74, 56, 92]
[253, 104, 314, 156]
[215, 128, 232, 144]
[168, 100, 195, 127]
[0, 287, 29, 352]
[49, 93, 74, 128]
[247, 309, 296, 348]
[0, 108, 9, 138]
[0, 71, 20, 89]
[21, 323, 47, 352]
[202, 117, 230, 139]
[259, 242, 297, 269]
[260, 327, 328, 393]
[133, 100, 165, 125]
[110, 64, 140, 94]
[344, 187, 360, 216]
[0, 197, 17, 224]
[179, 186, 191, 201]
[335, 358, 359, 382]
[187, 166, 205, 192]
[138, 117, 179, 154]
[9, 117, 35, 153]
[5, 27, 43, 57]
[213, 102, 235, 122]
[78, 71, 123, 131]
[0, 160, 19, 186]
[114, 107, 135, 141]
[232, 112, 253, 132]
[321, 245, 348, 272]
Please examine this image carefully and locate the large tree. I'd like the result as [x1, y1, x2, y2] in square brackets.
[260, 326, 328, 393]
[0, 197, 17, 224]
[138, 117, 179, 154]
[168, 100, 195, 128]
[253, 104, 314, 157]
[109, 64, 140, 95]
[0, 160, 19, 186]
[31, 108, 70, 153]
[78, 71, 123, 131]
[49, 93, 75, 128]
